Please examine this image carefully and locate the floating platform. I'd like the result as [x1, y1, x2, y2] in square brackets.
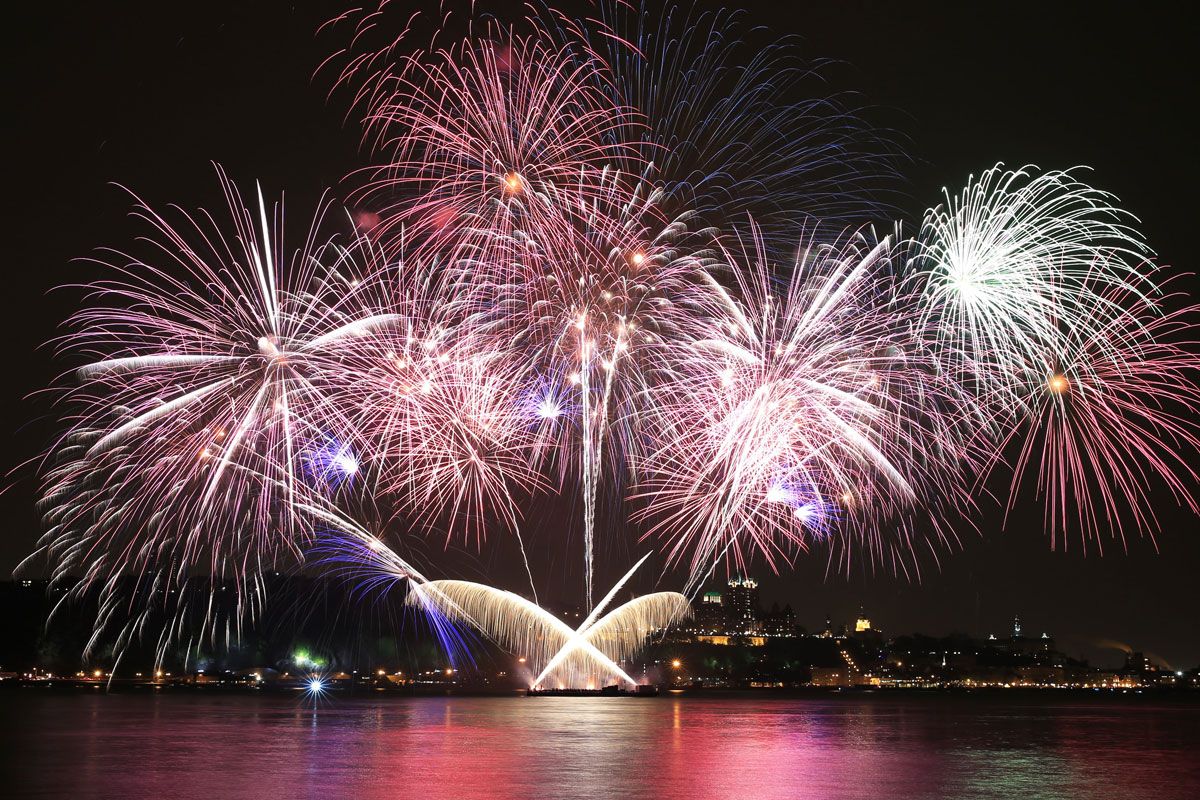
[526, 684, 659, 697]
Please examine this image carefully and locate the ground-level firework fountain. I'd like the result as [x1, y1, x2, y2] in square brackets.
[409, 555, 689, 690]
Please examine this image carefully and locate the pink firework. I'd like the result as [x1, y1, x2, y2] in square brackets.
[337, 24, 643, 268]
[28, 3, 1200, 672]
[633, 225, 973, 585]
[1003, 275, 1200, 551]
[36, 166, 398, 654]
[325, 245, 553, 546]
[478, 174, 714, 602]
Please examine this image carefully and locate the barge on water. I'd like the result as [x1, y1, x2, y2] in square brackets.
[526, 684, 659, 697]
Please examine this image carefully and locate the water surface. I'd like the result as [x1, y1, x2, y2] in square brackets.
[3, 692, 1197, 799]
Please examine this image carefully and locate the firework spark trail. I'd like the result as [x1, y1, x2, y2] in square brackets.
[340, 27, 645, 267]
[324, 0, 903, 606]
[913, 163, 1155, 416]
[344, 333, 550, 544]
[468, 172, 714, 606]
[34, 166, 402, 660]
[327, 17, 654, 606]
[909, 164, 1200, 555]
[530, 551, 659, 686]
[406, 558, 690, 689]
[583, 0, 904, 243]
[999, 274, 1200, 550]
[303, 231, 555, 600]
[295, 503, 484, 662]
[633, 224, 977, 588]
[321, 238, 550, 540]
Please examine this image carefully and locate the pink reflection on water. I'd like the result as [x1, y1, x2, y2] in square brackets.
[6, 694, 1199, 800]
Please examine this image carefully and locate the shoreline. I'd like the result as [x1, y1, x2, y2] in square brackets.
[4, 681, 1198, 701]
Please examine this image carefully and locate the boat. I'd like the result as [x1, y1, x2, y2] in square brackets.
[525, 684, 659, 697]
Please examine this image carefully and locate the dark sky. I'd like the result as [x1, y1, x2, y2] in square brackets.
[4, 2, 1197, 668]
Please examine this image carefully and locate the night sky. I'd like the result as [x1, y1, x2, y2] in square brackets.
[4, 1, 1197, 668]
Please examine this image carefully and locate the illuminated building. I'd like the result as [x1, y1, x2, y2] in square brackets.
[1006, 614, 1057, 657]
[682, 578, 796, 643]
[810, 667, 852, 687]
[693, 590, 726, 634]
[762, 602, 796, 637]
[1123, 651, 1159, 676]
[725, 576, 761, 635]
[851, 606, 883, 647]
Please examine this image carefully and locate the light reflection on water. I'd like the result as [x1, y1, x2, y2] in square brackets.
[4, 693, 1198, 799]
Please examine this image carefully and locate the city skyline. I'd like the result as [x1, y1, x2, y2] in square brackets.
[1, 572, 1188, 678]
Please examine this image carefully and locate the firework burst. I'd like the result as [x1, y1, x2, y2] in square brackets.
[633, 224, 973, 585]
[1001, 275, 1200, 550]
[586, 1, 902, 242]
[914, 163, 1155, 412]
[35, 166, 398, 659]
[337, 22, 643, 265]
